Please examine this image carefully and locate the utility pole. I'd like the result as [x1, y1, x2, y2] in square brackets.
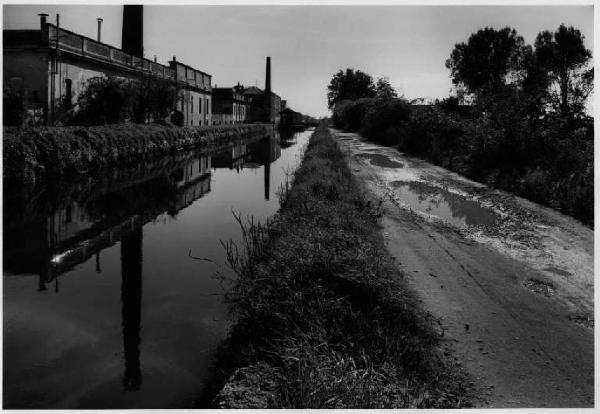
[49, 13, 60, 125]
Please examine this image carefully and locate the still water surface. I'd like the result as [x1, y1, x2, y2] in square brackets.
[3, 128, 312, 408]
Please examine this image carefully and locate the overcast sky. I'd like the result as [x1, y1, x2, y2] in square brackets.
[4, 4, 594, 117]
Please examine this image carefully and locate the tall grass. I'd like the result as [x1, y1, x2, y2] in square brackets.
[206, 122, 470, 408]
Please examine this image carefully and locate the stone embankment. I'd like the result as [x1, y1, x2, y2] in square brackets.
[3, 123, 274, 184]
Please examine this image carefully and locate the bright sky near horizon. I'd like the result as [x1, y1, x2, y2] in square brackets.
[3, 4, 594, 117]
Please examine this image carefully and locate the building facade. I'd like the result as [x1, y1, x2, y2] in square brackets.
[169, 59, 212, 126]
[241, 86, 281, 124]
[279, 107, 303, 127]
[3, 13, 212, 126]
[212, 85, 249, 125]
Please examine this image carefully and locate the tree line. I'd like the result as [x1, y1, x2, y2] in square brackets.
[329, 24, 593, 226]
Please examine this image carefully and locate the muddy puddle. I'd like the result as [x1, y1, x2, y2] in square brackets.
[569, 314, 594, 329]
[523, 279, 556, 297]
[357, 153, 404, 168]
[390, 180, 499, 227]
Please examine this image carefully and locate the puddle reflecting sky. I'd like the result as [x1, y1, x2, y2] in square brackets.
[3, 128, 310, 409]
[390, 181, 499, 227]
[356, 153, 404, 168]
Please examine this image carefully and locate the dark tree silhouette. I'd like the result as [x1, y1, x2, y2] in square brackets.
[375, 77, 398, 100]
[445, 27, 526, 95]
[534, 24, 592, 116]
[327, 69, 376, 109]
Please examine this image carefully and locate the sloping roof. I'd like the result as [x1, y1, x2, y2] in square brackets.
[242, 86, 264, 95]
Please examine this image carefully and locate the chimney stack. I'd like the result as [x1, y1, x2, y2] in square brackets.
[38, 13, 48, 29]
[97, 18, 103, 42]
[122, 5, 143, 57]
[265, 56, 271, 94]
[38, 13, 49, 42]
[264, 57, 272, 123]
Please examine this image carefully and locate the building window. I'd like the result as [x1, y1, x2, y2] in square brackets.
[63, 78, 73, 108]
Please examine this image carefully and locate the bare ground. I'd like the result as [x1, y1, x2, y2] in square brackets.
[333, 129, 594, 408]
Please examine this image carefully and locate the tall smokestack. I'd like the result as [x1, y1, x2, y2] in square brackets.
[264, 57, 271, 123]
[122, 5, 143, 57]
[265, 56, 271, 94]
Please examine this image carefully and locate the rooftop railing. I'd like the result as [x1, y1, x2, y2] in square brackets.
[47, 24, 211, 88]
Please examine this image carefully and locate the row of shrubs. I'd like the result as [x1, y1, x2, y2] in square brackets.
[3, 123, 274, 185]
[332, 98, 593, 226]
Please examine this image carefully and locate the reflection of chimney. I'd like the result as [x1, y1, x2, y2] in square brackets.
[264, 159, 270, 200]
[96, 18, 103, 42]
[264, 57, 271, 123]
[263, 134, 273, 200]
[121, 226, 143, 391]
[122, 5, 143, 57]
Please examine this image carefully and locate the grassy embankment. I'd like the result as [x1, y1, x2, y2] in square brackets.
[205, 122, 470, 408]
[3, 123, 274, 185]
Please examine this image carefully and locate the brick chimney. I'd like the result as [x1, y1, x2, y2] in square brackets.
[38, 13, 49, 44]
[122, 5, 143, 57]
[265, 56, 271, 94]
[264, 56, 271, 122]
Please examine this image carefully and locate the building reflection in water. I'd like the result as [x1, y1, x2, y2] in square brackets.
[120, 226, 143, 392]
[3, 128, 297, 397]
[210, 132, 282, 201]
[5, 153, 213, 287]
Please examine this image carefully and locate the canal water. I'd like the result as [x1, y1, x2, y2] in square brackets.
[3, 127, 312, 409]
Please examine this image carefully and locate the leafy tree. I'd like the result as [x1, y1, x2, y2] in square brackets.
[534, 24, 592, 116]
[71, 75, 177, 125]
[375, 77, 398, 100]
[74, 76, 135, 125]
[332, 98, 374, 131]
[362, 97, 410, 145]
[520, 45, 552, 117]
[131, 75, 177, 123]
[327, 69, 376, 109]
[445, 27, 527, 95]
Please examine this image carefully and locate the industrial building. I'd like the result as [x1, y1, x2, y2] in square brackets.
[213, 57, 282, 125]
[212, 83, 249, 125]
[4, 6, 296, 127]
[3, 6, 212, 126]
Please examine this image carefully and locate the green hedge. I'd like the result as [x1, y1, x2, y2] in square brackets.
[4, 123, 274, 184]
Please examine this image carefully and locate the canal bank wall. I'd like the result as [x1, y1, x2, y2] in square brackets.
[203, 122, 470, 408]
[3, 123, 275, 185]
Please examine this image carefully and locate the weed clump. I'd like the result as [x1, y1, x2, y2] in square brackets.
[208, 122, 470, 408]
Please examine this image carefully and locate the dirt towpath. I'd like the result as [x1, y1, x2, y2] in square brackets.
[332, 129, 594, 408]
